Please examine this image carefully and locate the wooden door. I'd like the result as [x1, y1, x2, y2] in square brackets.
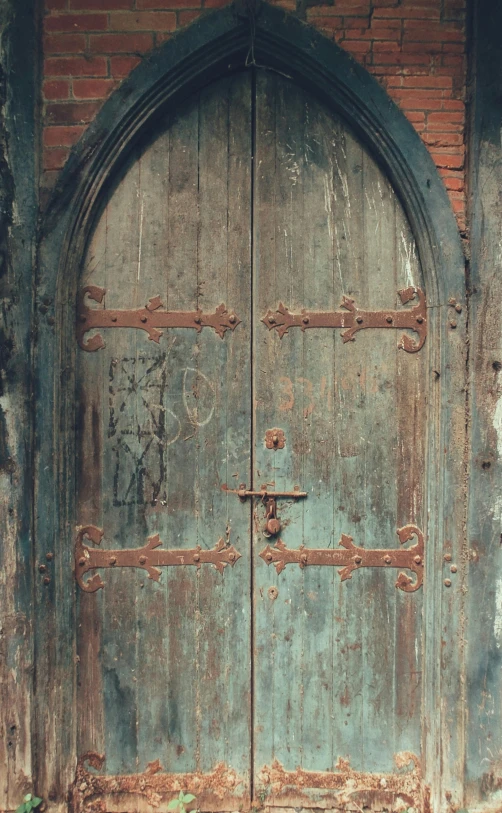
[74, 70, 427, 813]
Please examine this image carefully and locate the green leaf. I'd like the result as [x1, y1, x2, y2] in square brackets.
[179, 791, 184, 801]
[167, 800, 180, 810]
[182, 794, 196, 803]
[32, 798, 43, 808]
[24, 796, 33, 803]
[15, 804, 27, 813]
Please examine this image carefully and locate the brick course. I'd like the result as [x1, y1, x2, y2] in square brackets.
[42, 0, 467, 229]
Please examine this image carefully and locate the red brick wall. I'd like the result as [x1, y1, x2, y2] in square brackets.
[43, 0, 467, 230]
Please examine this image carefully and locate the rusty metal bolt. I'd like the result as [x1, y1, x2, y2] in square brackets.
[416, 316, 424, 324]
[78, 557, 86, 566]
[266, 552, 273, 562]
[384, 555, 392, 564]
[193, 552, 200, 562]
[449, 320, 457, 329]
[272, 434, 279, 445]
[39, 564, 47, 573]
[450, 564, 457, 573]
[46, 552, 54, 561]
[139, 555, 147, 564]
[354, 555, 362, 564]
[229, 314, 236, 324]
[444, 578, 452, 587]
[194, 315, 202, 324]
[302, 316, 310, 325]
[109, 556, 117, 566]
[356, 316, 363, 324]
[140, 316, 148, 323]
[268, 315, 276, 324]
[228, 552, 236, 562]
[455, 303, 462, 314]
[414, 556, 422, 565]
[300, 553, 308, 565]
[444, 553, 452, 562]
[111, 316, 117, 322]
[386, 316, 393, 324]
[43, 576, 51, 586]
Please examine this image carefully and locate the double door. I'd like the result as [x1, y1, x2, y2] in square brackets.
[75, 70, 427, 812]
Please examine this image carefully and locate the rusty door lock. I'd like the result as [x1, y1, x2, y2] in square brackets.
[263, 498, 281, 537]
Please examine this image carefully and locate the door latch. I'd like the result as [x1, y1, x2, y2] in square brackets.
[221, 484, 307, 538]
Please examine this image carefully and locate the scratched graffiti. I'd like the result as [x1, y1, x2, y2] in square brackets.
[108, 355, 216, 505]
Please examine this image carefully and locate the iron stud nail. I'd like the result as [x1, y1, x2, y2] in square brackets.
[384, 555, 392, 564]
[416, 316, 424, 324]
[46, 552, 54, 561]
[386, 316, 393, 324]
[109, 556, 117, 565]
[229, 314, 236, 324]
[194, 315, 201, 324]
[193, 553, 200, 562]
[444, 578, 452, 587]
[139, 555, 147, 564]
[140, 316, 148, 323]
[450, 320, 457, 329]
[43, 576, 51, 586]
[266, 553, 273, 562]
[268, 315, 275, 324]
[414, 556, 422, 564]
[444, 553, 452, 562]
[272, 434, 279, 444]
[356, 316, 363, 324]
[79, 557, 86, 566]
[39, 564, 46, 573]
[300, 553, 308, 564]
[228, 552, 235, 562]
[455, 303, 462, 313]
[111, 316, 117, 322]
[302, 316, 310, 324]
[354, 555, 362, 564]
[450, 565, 457, 573]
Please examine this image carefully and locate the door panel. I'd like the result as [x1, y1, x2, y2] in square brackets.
[252, 72, 425, 797]
[75, 69, 426, 812]
[76, 72, 253, 804]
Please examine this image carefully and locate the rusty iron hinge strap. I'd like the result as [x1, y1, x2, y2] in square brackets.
[75, 526, 241, 592]
[260, 525, 424, 592]
[77, 286, 241, 351]
[262, 286, 426, 352]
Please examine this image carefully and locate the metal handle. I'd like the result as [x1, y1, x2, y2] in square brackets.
[221, 484, 307, 501]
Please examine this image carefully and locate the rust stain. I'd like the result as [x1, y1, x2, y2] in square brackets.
[260, 525, 425, 593]
[258, 753, 424, 812]
[262, 286, 427, 352]
[69, 753, 247, 813]
[77, 286, 241, 351]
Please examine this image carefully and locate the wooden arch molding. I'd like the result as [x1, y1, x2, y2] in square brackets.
[35, 4, 466, 810]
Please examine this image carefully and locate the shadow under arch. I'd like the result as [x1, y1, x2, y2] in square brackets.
[35, 4, 466, 809]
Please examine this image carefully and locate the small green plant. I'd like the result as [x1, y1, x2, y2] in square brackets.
[167, 791, 197, 813]
[16, 794, 42, 813]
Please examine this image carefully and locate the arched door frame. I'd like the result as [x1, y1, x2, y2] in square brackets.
[35, 5, 466, 810]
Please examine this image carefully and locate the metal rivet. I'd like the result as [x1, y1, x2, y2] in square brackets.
[39, 564, 46, 573]
[139, 555, 147, 564]
[384, 555, 392, 564]
[79, 557, 86, 566]
[272, 434, 279, 444]
[266, 552, 273, 562]
[229, 315, 236, 324]
[414, 556, 422, 564]
[43, 576, 51, 585]
[193, 553, 200, 562]
[302, 316, 310, 324]
[356, 316, 363, 324]
[450, 565, 457, 573]
[416, 316, 424, 324]
[228, 552, 235, 562]
[386, 316, 393, 324]
[444, 578, 452, 587]
[109, 556, 117, 565]
[268, 586, 279, 601]
[354, 555, 362, 564]
[46, 552, 54, 561]
[450, 320, 457, 329]
[140, 316, 148, 323]
[300, 553, 308, 564]
[455, 304, 462, 313]
[194, 315, 201, 324]
[268, 316, 275, 324]
[111, 316, 117, 322]
[444, 553, 452, 562]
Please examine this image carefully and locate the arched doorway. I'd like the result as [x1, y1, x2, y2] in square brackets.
[35, 7, 465, 812]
